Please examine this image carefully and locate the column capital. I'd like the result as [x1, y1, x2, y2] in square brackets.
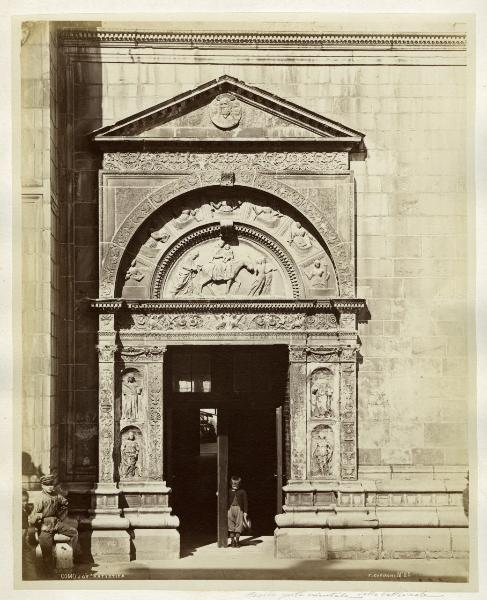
[97, 343, 118, 362]
[288, 345, 307, 363]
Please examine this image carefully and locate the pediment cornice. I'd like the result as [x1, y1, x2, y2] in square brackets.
[91, 75, 364, 151]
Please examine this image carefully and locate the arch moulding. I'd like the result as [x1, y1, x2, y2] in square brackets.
[100, 169, 354, 299]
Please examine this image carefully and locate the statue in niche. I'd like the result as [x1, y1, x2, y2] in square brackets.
[170, 250, 201, 297]
[249, 256, 277, 296]
[287, 220, 313, 251]
[249, 204, 283, 227]
[305, 260, 330, 288]
[311, 427, 334, 477]
[122, 373, 143, 421]
[311, 382, 334, 418]
[172, 207, 202, 229]
[121, 430, 140, 478]
[125, 259, 144, 282]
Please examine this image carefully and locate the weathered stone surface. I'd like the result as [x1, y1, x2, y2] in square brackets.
[132, 529, 180, 560]
[90, 530, 131, 562]
[380, 527, 451, 559]
[327, 529, 380, 560]
[275, 528, 327, 559]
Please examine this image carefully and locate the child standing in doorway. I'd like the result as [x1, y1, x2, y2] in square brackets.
[227, 475, 248, 548]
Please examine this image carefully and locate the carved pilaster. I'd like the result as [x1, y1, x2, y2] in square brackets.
[339, 361, 358, 479]
[289, 346, 307, 480]
[91, 336, 129, 532]
[97, 338, 118, 484]
[147, 351, 165, 481]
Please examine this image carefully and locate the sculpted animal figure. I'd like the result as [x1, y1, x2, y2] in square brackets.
[198, 258, 254, 295]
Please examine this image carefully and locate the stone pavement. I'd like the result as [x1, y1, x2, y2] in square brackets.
[68, 536, 468, 585]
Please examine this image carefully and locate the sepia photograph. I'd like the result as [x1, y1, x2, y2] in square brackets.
[9, 3, 482, 594]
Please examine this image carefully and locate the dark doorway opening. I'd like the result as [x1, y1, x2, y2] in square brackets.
[165, 345, 287, 551]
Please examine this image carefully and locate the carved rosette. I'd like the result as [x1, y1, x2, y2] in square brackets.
[97, 342, 118, 483]
[289, 346, 307, 479]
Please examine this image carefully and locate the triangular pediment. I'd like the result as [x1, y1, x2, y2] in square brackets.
[91, 75, 364, 150]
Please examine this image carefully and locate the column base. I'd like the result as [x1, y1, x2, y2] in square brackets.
[131, 528, 180, 560]
[274, 527, 327, 559]
[90, 483, 130, 530]
[90, 530, 131, 563]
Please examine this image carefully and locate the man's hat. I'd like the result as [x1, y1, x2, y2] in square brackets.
[40, 475, 55, 485]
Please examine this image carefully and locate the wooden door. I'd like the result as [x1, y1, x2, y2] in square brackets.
[217, 408, 228, 547]
[276, 405, 283, 515]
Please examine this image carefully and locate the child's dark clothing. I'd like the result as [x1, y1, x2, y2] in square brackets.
[227, 488, 248, 534]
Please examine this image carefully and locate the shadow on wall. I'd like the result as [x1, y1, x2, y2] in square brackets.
[22, 452, 44, 488]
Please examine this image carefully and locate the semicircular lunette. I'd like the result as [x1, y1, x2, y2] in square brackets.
[151, 222, 303, 300]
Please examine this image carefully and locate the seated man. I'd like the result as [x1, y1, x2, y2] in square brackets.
[28, 474, 79, 576]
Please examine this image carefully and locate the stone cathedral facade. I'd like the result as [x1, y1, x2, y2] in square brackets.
[21, 21, 470, 563]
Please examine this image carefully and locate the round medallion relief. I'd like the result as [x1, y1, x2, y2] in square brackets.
[209, 93, 242, 130]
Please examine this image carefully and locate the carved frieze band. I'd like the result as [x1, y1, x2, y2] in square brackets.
[100, 170, 353, 298]
[103, 152, 349, 173]
[119, 312, 338, 333]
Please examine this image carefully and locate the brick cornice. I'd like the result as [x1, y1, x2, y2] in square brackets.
[58, 29, 466, 51]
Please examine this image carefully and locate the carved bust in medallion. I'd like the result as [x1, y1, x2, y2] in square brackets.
[210, 93, 242, 130]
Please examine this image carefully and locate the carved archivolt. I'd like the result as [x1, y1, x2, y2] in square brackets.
[100, 170, 353, 299]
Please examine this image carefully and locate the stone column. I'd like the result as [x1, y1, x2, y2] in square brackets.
[119, 345, 179, 560]
[90, 315, 130, 562]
